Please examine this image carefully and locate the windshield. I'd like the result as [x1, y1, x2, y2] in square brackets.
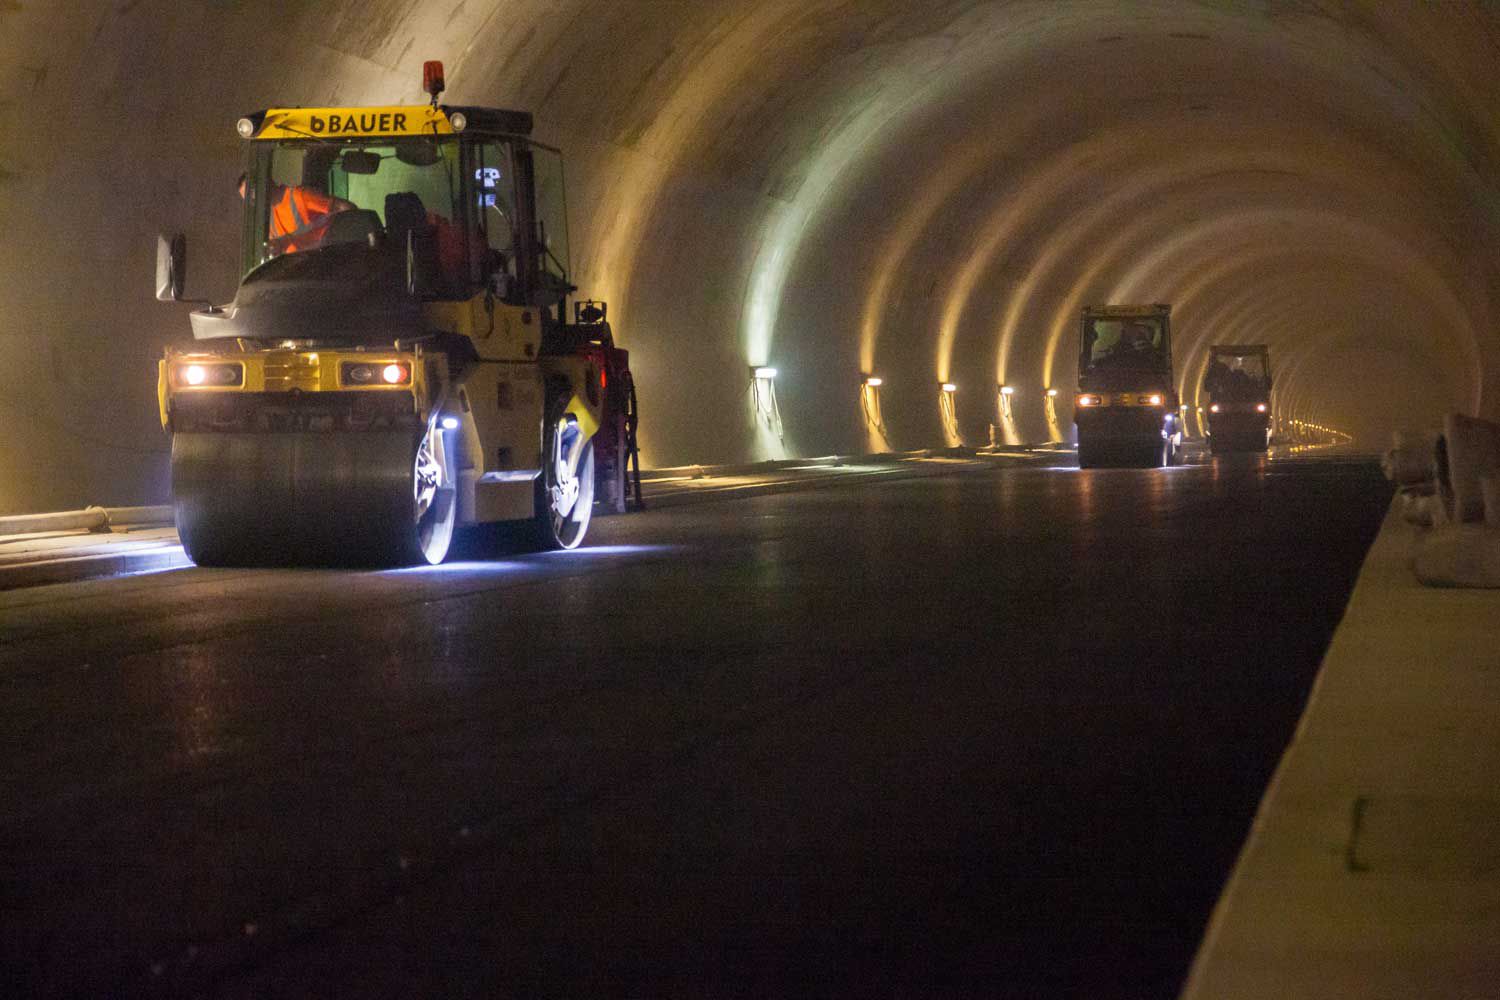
[1205, 350, 1271, 400]
[241, 137, 483, 297]
[1082, 316, 1166, 370]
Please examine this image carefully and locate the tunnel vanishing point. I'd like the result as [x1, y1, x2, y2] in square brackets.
[2, 0, 1497, 513]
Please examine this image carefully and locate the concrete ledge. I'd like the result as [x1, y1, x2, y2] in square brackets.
[0, 544, 191, 592]
[1181, 498, 1500, 998]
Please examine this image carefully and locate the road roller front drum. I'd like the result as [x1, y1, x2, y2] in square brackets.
[172, 425, 456, 567]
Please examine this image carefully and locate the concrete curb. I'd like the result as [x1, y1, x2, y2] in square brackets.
[0, 544, 192, 593]
[1180, 495, 1500, 998]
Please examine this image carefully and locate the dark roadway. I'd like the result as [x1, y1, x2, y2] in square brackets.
[0, 456, 1391, 999]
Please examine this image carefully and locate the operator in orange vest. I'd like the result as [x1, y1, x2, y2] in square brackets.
[268, 185, 352, 254]
[238, 148, 352, 255]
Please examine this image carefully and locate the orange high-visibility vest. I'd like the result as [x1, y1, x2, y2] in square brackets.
[271, 187, 339, 252]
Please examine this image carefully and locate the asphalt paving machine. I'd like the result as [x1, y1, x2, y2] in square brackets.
[1202, 344, 1273, 454]
[1074, 304, 1182, 468]
[156, 63, 640, 565]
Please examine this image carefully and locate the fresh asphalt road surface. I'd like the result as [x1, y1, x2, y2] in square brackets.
[0, 455, 1392, 998]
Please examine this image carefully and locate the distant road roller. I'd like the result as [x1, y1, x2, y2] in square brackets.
[1074, 304, 1182, 468]
[1202, 344, 1273, 454]
[156, 62, 639, 565]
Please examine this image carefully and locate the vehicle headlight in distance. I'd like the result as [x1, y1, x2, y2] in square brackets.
[1076, 393, 1102, 407]
[1210, 403, 1222, 413]
[176, 363, 243, 387]
[1256, 403, 1268, 413]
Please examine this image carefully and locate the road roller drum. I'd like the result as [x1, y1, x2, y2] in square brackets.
[171, 430, 441, 566]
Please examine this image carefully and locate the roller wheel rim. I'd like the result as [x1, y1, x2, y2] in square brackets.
[537, 424, 594, 551]
[411, 425, 456, 565]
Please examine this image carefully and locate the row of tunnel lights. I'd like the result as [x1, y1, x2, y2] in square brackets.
[756, 367, 1288, 414]
[752, 366, 1350, 442]
[756, 367, 1048, 397]
[754, 366, 1096, 404]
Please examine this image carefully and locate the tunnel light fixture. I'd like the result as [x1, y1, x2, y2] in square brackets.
[1046, 388, 1059, 398]
[752, 366, 778, 380]
[941, 382, 958, 394]
[999, 385, 1015, 396]
[1209, 403, 1222, 413]
[1256, 403, 1268, 413]
[1076, 394, 1102, 408]
[1142, 393, 1163, 407]
[864, 376, 883, 388]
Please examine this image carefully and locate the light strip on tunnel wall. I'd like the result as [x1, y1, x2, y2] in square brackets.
[860, 376, 889, 451]
[939, 381, 960, 447]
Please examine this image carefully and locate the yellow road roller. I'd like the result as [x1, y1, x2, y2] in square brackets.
[156, 62, 639, 566]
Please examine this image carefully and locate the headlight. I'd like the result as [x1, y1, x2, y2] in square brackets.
[1076, 393, 1102, 407]
[341, 362, 411, 387]
[175, 363, 243, 387]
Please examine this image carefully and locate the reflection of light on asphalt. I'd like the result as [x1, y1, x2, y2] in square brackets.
[542, 545, 677, 558]
[388, 561, 529, 576]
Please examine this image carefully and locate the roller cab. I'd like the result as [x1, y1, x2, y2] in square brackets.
[156, 66, 639, 566]
[1074, 304, 1182, 468]
[1202, 344, 1273, 454]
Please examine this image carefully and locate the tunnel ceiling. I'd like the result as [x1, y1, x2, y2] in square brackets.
[3, 0, 1500, 511]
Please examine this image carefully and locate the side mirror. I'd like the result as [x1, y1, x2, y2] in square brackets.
[340, 150, 381, 175]
[155, 234, 186, 302]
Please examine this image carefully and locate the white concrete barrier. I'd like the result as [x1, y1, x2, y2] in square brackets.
[1442, 413, 1500, 523]
[1381, 428, 1439, 486]
[1413, 523, 1500, 588]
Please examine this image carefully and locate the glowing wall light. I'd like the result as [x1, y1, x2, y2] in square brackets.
[860, 375, 889, 452]
[749, 365, 783, 442]
[940, 381, 961, 447]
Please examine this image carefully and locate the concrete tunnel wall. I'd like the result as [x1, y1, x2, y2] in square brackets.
[3, 0, 1499, 514]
